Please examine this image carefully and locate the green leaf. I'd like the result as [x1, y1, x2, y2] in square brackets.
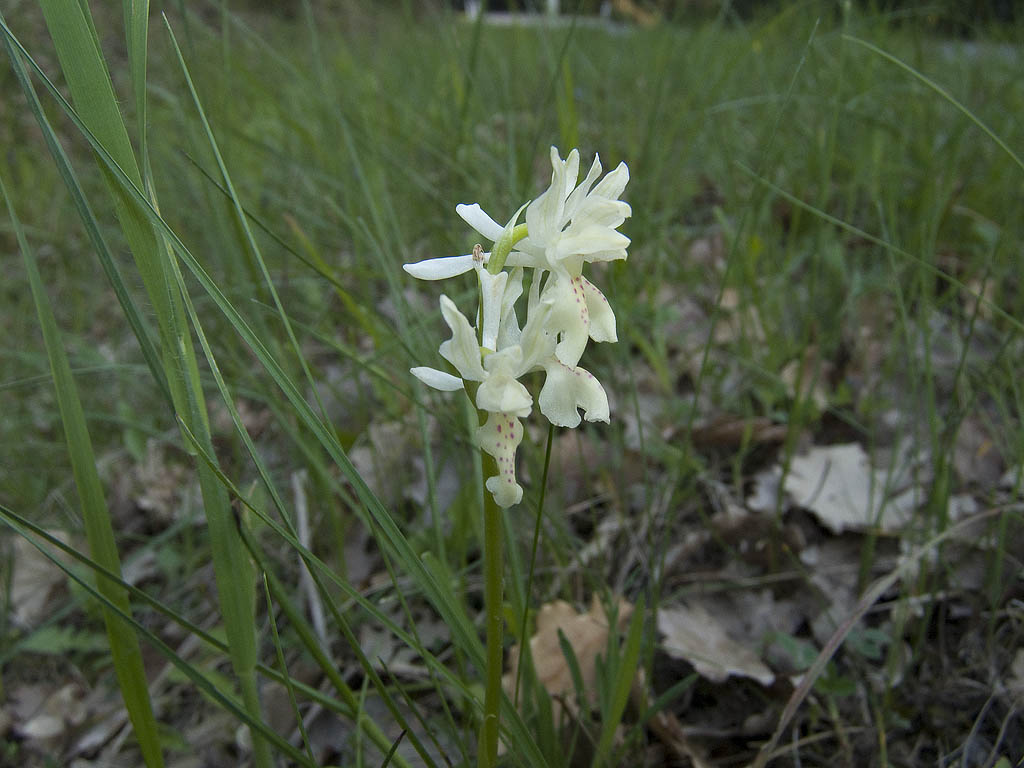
[593, 598, 645, 768]
[20, 626, 109, 656]
[0, 172, 166, 768]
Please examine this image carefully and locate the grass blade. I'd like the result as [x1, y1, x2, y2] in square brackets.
[0, 24, 170, 405]
[25, 4, 272, 764]
[123, 0, 150, 173]
[593, 599, 645, 768]
[843, 35, 1024, 174]
[0, 174, 165, 768]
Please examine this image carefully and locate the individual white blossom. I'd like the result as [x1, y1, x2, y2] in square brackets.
[516, 147, 631, 275]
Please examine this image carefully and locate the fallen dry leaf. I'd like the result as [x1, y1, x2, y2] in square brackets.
[712, 287, 765, 345]
[8, 530, 70, 629]
[506, 595, 634, 717]
[349, 419, 424, 507]
[747, 465, 783, 513]
[953, 416, 1004, 488]
[691, 416, 787, 449]
[133, 439, 188, 523]
[1008, 648, 1024, 708]
[799, 539, 865, 647]
[784, 443, 923, 533]
[658, 602, 775, 686]
[13, 682, 88, 752]
[779, 346, 832, 412]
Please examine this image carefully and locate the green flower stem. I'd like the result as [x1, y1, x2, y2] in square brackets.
[486, 223, 529, 274]
[478, 451, 505, 768]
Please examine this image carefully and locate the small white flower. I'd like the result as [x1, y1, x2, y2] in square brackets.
[515, 147, 631, 275]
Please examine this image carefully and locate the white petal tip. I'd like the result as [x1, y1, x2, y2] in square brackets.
[410, 367, 464, 391]
[403, 255, 475, 280]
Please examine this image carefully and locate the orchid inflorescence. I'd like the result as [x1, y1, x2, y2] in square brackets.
[404, 147, 631, 508]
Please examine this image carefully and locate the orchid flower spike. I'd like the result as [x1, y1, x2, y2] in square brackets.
[404, 147, 627, 507]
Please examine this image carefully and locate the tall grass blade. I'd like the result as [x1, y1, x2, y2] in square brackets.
[0, 507, 373, 722]
[163, 16, 331, 425]
[0, 23, 170, 405]
[843, 35, 1024, 174]
[0, 175, 166, 768]
[750, 508, 1004, 768]
[593, 599, 645, 768]
[123, 0, 149, 171]
[25, 4, 272, 764]
[735, 162, 1024, 335]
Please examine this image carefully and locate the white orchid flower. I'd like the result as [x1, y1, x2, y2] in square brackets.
[514, 148, 631, 367]
[405, 147, 625, 507]
[411, 269, 609, 506]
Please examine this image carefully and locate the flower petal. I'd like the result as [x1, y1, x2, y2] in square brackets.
[478, 269, 508, 351]
[555, 227, 631, 258]
[527, 149, 571, 244]
[559, 147, 581, 201]
[438, 295, 487, 381]
[542, 274, 591, 368]
[496, 267, 525, 350]
[456, 203, 504, 241]
[517, 294, 555, 371]
[477, 411, 524, 507]
[477, 375, 533, 417]
[538, 359, 610, 428]
[563, 153, 603, 221]
[590, 161, 629, 201]
[477, 347, 533, 416]
[504, 249, 547, 269]
[404, 254, 476, 280]
[410, 367, 464, 391]
[582, 276, 617, 343]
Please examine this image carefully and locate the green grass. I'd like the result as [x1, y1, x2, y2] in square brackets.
[1, 1, 1022, 765]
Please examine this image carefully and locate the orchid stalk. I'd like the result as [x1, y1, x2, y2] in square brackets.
[404, 147, 630, 766]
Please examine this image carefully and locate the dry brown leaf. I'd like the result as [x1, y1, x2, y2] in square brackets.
[9, 530, 70, 629]
[712, 288, 765, 345]
[1008, 648, 1024, 708]
[13, 682, 88, 751]
[799, 540, 864, 647]
[784, 443, 923, 533]
[686, 231, 725, 271]
[747, 466, 783, 513]
[349, 419, 424, 507]
[691, 416, 787, 449]
[506, 595, 634, 716]
[611, 0, 659, 25]
[134, 439, 188, 522]
[658, 603, 775, 686]
[779, 347, 832, 411]
[953, 416, 1004, 488]
[963, 276, 997, 321]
